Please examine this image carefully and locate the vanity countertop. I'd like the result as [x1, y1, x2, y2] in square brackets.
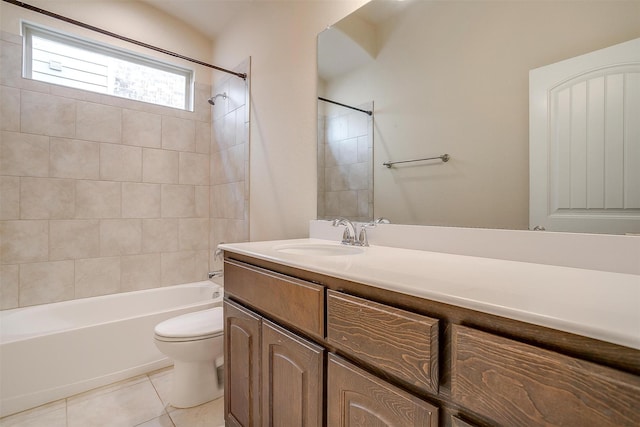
[219, 238, 640, 351]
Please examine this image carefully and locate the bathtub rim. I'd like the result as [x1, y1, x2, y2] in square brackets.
[0, 281, 222, 345]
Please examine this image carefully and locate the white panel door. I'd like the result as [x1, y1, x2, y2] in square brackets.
[530, 38, 640, 235]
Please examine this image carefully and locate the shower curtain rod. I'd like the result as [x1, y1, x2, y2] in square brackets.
[318, 97, 373, 116]
[2, 0, 247, 80]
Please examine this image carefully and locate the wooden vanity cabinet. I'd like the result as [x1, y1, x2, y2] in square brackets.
[224, 253, 640, 427]
[224, 299, 324, 427]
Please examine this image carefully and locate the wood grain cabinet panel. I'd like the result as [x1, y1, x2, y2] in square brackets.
[224, 300, 262, 427]
[327, 290, 439, 393]
[261, 320, 324, 427]
[450, 416, 478, 427]
[327, 354, 439, 427]
[224, 260, 324, 339]
[451, 324, 640, 427]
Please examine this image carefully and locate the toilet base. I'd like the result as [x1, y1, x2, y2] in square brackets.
[170, 360, 224, 408]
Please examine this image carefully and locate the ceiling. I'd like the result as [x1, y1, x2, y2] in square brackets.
[141, 0, 252, 39]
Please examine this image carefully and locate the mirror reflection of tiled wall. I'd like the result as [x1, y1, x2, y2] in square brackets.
[317, 101, 373, 222]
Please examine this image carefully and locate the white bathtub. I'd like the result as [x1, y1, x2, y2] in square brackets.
[0, 280, 223, 418]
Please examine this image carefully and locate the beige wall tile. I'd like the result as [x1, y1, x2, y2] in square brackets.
[161, 184, 195, 218]
[195, 120, 211, 154]
[100, 143, 142, 182]
[0, 220, 48, 264]
[161, 116, 195, 152]
[0, 131, 49, 177]
[179, 152, 209, 185]
[190, 249, 209, 282]
[123, 109, 161, 148]
[50, 138, 100, 180]
[211, 218, 247, 247]
[210, 186, 222, 218]
[75, 257, 121, 298]
[0, 176, 19, 219]
[212, 118, 224, 152]
[121, 253, 161, 292]
[161, 250, 208, 286]
[215, 145, 245, 184]
[142, 148, 178, 184]
[210, 150, 222, 185]
[50, 84, 103, 103]
[75, 180, 121, 219]
[193, 83, 212, 123]
[21, 91, 75, 138]
[1, 85, 20, 131]
[76, 101, 122, 143]
[100, 219, 142, 256]
[0, 264, 19, 309]
[142, 218, 178, 253]
[179, 218, 209, 251]
[195, 185, 209, 218]
[19, 260, 74, 306]
[1, 39, 22, 88]
[122, 183, 160, 218]
[211, 182, 244, 219]
[20, 177, 75, 219]
[49, 220, 100, 261]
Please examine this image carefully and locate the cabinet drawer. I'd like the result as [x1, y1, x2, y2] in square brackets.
[224, 259, 324, 339]
[327, 290, 439, 393]
[451, 324, 640, 427]
[327, 354, 438, 426]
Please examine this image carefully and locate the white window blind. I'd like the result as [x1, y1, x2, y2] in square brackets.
[22, 22, 194, 111]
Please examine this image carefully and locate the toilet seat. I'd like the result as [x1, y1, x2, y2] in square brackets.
[154, 307, 223, 342]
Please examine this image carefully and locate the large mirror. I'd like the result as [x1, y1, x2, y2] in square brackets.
[317, 0, 640, 234]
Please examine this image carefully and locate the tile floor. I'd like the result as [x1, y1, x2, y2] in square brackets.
[0, 367, 225, 427]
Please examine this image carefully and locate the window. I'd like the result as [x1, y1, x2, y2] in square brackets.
[22, 22, 194, 111]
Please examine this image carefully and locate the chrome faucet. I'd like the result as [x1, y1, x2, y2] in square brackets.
[332, 218, 358, 245]
[358, 223, 374, 247]
[357, 218, 391, 247]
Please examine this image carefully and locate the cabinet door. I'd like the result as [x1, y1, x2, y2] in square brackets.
[327, 354, 438, 427]
[224, 300, 262, 427]
[261, 320, 324, 427]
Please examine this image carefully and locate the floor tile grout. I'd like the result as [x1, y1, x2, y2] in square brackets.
[0, 367, 224, 427]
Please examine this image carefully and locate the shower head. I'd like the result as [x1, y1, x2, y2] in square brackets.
[208, 92, 227, 105]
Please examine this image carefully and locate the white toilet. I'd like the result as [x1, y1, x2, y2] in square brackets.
[154, 307, 224, 408]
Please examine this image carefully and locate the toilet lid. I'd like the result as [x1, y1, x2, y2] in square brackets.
[154, 307, 223, 339]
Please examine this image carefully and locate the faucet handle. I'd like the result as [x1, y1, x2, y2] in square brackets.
[358, 222, 377, 247]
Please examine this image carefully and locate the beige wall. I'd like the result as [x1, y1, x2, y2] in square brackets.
[322, 0, 640, 229]
[0, 0, 217, 308]
[211, 0, 367, 241]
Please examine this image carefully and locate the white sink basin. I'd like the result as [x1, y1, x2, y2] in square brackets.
[274, 243, 364, 256]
